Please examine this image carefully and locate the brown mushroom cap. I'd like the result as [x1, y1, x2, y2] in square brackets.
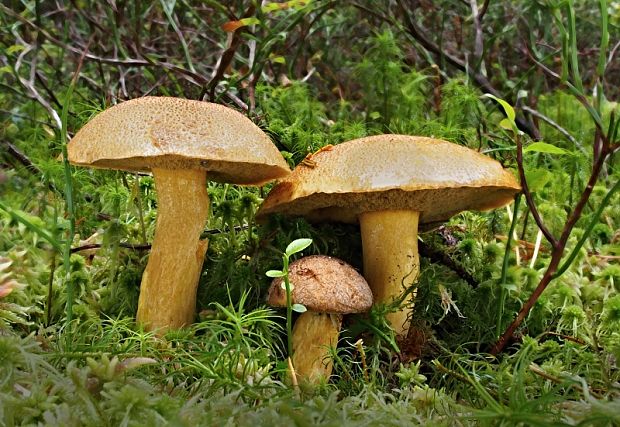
[68, 97, 290, 185]
[256, 135, 521, 226]
[268, 255, 373, 314]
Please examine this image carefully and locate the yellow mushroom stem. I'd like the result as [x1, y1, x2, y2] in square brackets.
[359, 209, 420, 336]
[291, 311, 342, 384]
[136, 167, 209, 332]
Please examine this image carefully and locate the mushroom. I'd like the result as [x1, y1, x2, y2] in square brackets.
[68, 97, 290, 332]
[268, 255, 373, 384]
[258, 135, 520, 336]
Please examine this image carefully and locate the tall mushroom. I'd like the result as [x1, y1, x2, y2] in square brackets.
[268, 255, 373, 384]
[257, 135, 521, 336]
[68, 97, 290, 332]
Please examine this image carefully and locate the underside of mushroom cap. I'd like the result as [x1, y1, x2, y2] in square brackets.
[68, 97, 290, 185]
[268, 255, 373, 314]
[256, 135, 521, 225]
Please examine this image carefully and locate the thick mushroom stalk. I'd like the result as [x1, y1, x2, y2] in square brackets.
[136, 168, 209, 331]
[292, 312, 342, 384]
[68, 98, 291, 331]
[359, 209, 420, 336]
[258, 135, 521, 340]
[267, 255, 373, 386]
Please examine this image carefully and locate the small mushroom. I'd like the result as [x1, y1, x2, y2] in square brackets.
[258, 135, 521, 336]
[268, 255, 373, 384]
[68, 97, 290, 332]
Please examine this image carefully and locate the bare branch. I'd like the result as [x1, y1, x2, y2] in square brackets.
[521, 105, 586, 154]
[419, 240, 479, 288]
[479, 0, 491, 21]
[70, 226, 249, 254]
[468, 0, 485, 71]
[370, 1, 541, 140]
[492, 143, 610, 355]
[607, 39, 620, 66]
[9, 41, 62, 129]
[0, 4, 210, 87]
[204, 4, 256, 100]
[1, 140, 59, 193]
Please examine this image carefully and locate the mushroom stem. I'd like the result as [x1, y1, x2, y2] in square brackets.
[291, 312, 342, 384]
[136, 168, 209, 332]
[359, 209, 420, 336]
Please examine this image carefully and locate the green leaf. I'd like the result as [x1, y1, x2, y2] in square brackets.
[266, 270, 285, 278]
[280, 282, 294, 291]
[524, 168, 553, 193]
[483, 94, 516, 122]
[523, 142, 570, 155]
[0, 201, 61, 251]
[240, 17, 261, 26]
[292, 304, 307, 313]
[285, 238, 312, 256]
[6, 45, 25, 55]
[499, 118, 514, 130]
[262, 3, 282, 13]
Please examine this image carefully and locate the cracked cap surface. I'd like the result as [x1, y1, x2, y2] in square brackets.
[68, 97, 290, 185]
[256, 134, 520, 226]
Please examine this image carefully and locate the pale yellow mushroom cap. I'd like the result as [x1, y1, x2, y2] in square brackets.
[257, 135, 521, 226]
[68, 97, 290, 185]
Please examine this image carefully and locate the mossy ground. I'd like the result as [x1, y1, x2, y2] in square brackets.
[1, 2, 619, 425]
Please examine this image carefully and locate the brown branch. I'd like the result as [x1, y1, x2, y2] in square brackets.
[363, 1, 541, 140]
[490, 254, 559, 354]
[521, 105, 586, 154]
[6, 42, 62, 129]
[492, 34, 615, 354]
[419, 241, 479, 288]
[539, 331, 586, 346]
[479, 0, 491, 21]
[557, 150, 608, 251]
[35, 70, 63, 111]
[70, 225, 249, 254]
[514, 133, 558, 248]
[526, 49, 606, 137]
[1, 140, 59, 193]
[491, 149, 609, 355]
[528, 363, 601, 398]
[607, 39, 620, 66]
[0, 4, 209, 87]
[70, 243, 151, 254]
[204, 4, 256, 101]
[468, 0, 484, 70]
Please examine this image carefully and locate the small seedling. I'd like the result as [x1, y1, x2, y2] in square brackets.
[266, 238, 312, 382]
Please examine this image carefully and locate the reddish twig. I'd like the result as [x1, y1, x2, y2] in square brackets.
[492, 139, 611, 355]
[478, 0, 491, 21]
[514, 132, 558, 248]
[203, 4, 256, 101]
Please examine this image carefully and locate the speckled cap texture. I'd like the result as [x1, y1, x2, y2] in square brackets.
[257, 135, 521, 226]
[68, 97, 291, 185]
[268, 255, 373, 314]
